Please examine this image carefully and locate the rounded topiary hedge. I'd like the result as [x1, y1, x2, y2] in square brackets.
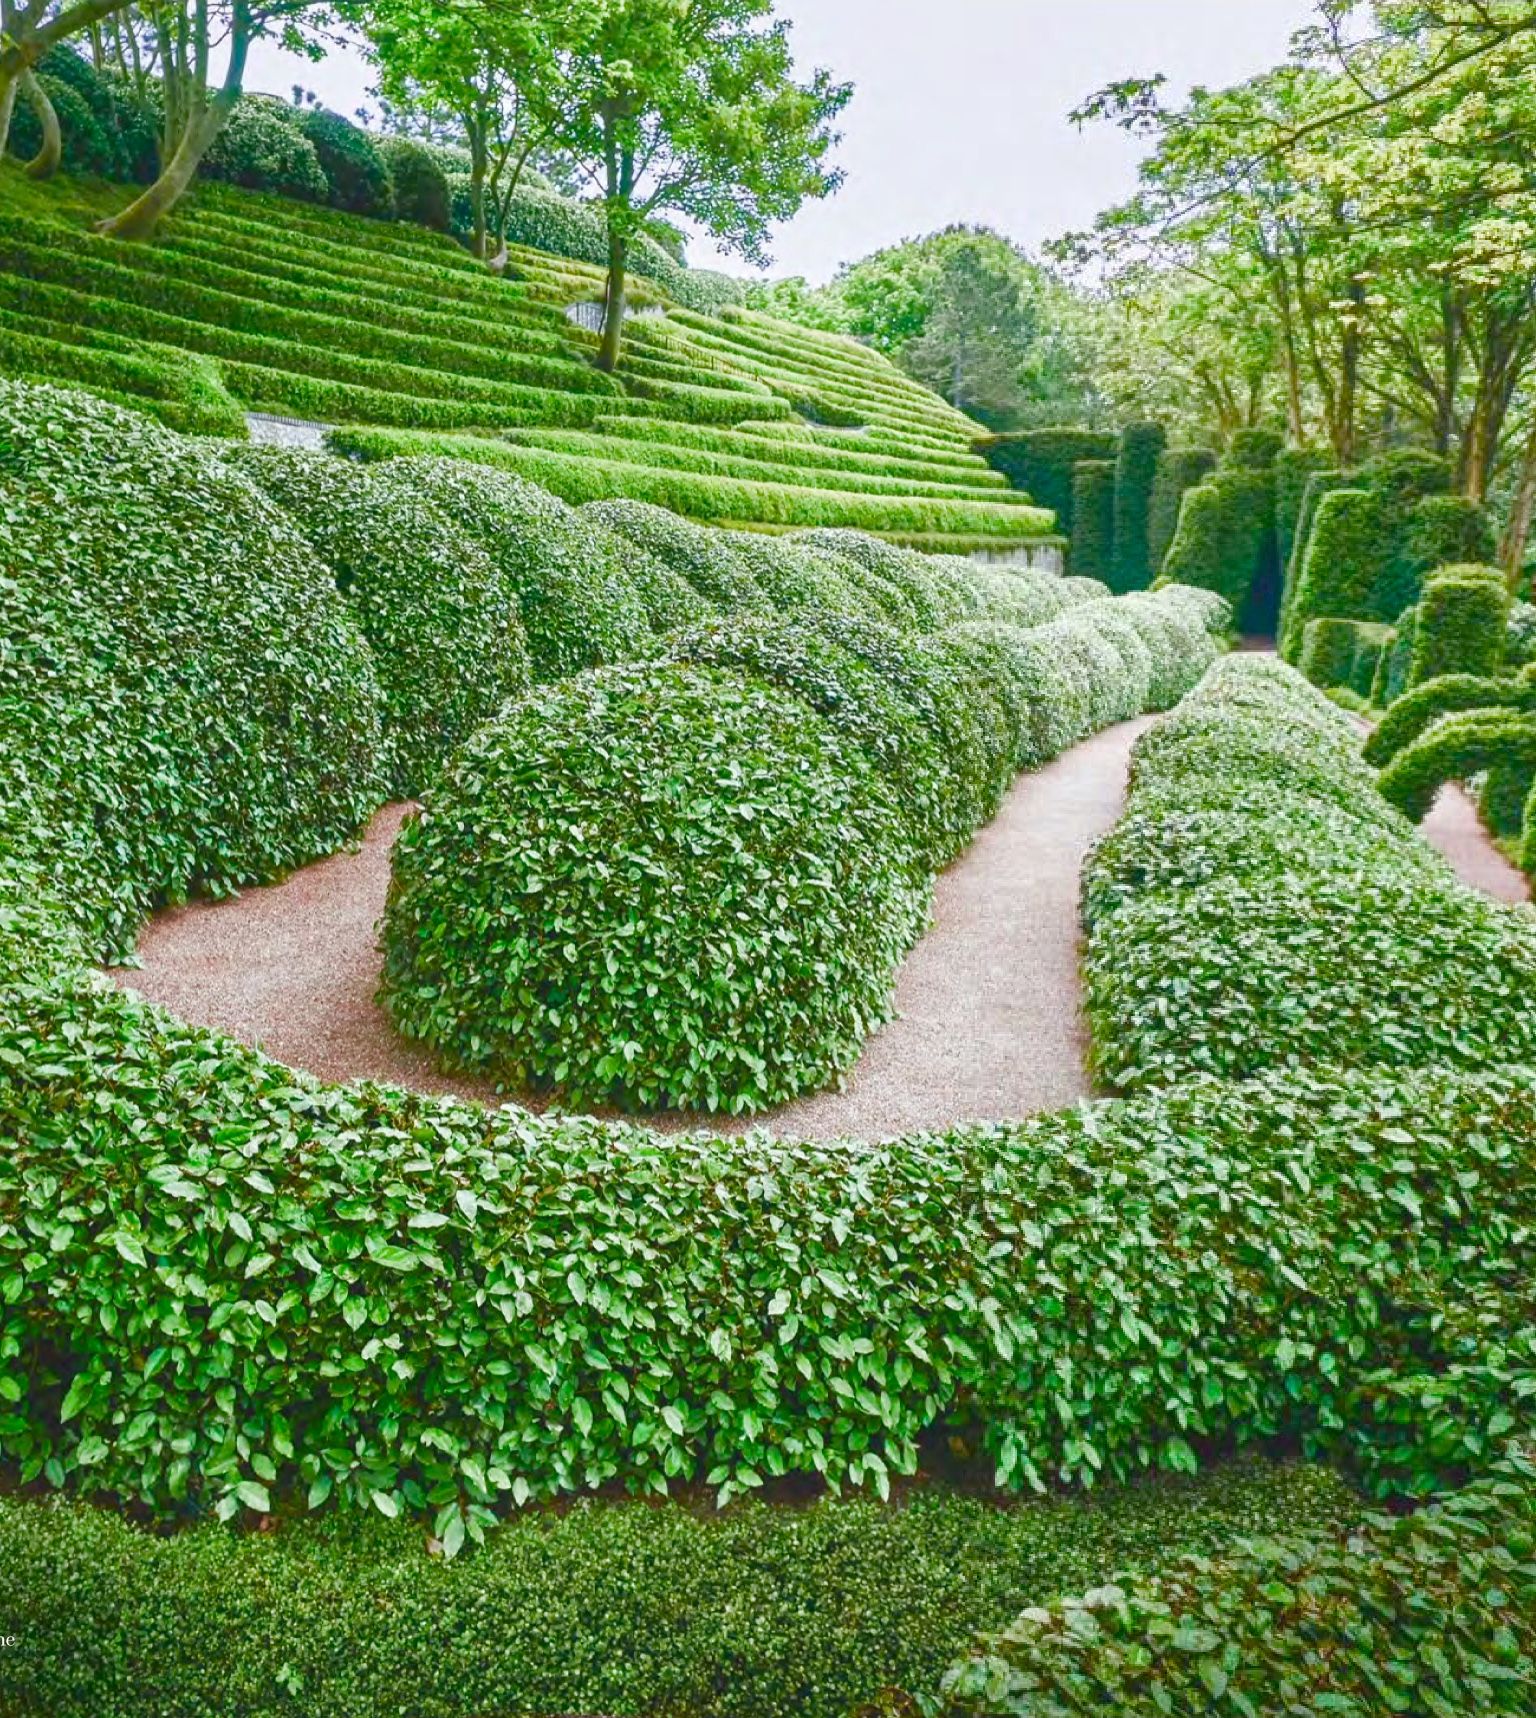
[379, 663, 928, 1113]
[584, 499, 774, 613]
[394, 459, 653, 682]
[230, 445, 530, 795]
[0, 380, 383, 959]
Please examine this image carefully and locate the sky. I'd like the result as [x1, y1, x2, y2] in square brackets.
[247, 0, 1318, 285]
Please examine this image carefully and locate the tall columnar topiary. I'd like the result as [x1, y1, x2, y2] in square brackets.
[977, 428, 1117, 534]
[378, 664, 929, 1114]
[1155, 466, 1275, 623]
[1110, 422, 1168, 592]
[1408, 564, 1511, 688]
[1070, 459, 1116, 581]
[1281, 488, 1393, 660]
[1274, 446, 1331, 574]
[1278, 467, 1349, 642]
[1147, 446, 1217, 578]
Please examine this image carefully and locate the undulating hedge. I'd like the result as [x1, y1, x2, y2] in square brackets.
[1084, 656, 1536, 1089]
[1146, 445, 1216, 578]
[0, 379, 383, 960]
[930, 1449, 1536, 1717]
[1409, 562, 1511, 687]
[228, 445, 531, 795]
[0, 1461, 1353, 1718]
[1378, 707, 1536, 824]
[1069, 458, 1115, 580]
[1110, 421, 1167, 592]
[583, 497, 775, 612]
[977, 427, 1117, 530]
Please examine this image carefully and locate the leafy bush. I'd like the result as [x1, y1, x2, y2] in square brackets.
[1276, 465, 1350, 642]
[791, 528, 972, 627]
[1156, 466, 1275, 618]
[584, 498, 774, 611]
[229, 445, 531, 795]
[1390, 492, 1496, 617]
[1508, 600, 1536, 669]
[1110, 422, 1167, 593]
[976, 427, 1116, 532]
[297, 107, 395, 218]
[1410, 563, 1511, 687]
[1363, 673, 1531, 768]
[378, 135, 450, 231]
[931, 1450, 1536, 1718]
[0, 1462, 1352, 1718]
[1069, 459, 1115, 580]
[388, 458, 653, 681]
[1280, 486, 1392, 657]
[0, 379, 383, 961]
[200, 97, 329, 202]
[1378, 707, 1536, 823]
[379, 664, 928, 1112]
[1147, 445, 1216, 578]
[1085, 656, 1536, 1090]
[8, 73, 116, 174]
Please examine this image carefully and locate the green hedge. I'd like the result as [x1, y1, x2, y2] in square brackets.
[1224, 425, 1283, 469]
[930, 1449, 1536, 1717]
[379, 136, 450, 231]
[1110, 422, 1167, 593]
[1410, 563, 1511, 687]
[1146, 445, 1216, 578]
[1298, 615, 1392, 698]
[1281, 486, 1392, 657]
[201, 98, 330, 203]
[1069, 459, 1115, 580]
[1364, 673, 1532, 768]
[378, 663, 929, 1112]
[977, 427, 1117, 530]
[1084, 656, 1536, 1090]
[1273, 445, 1329, 573]
[1155, 466, 1274, 618]
[297, 108, 394, 219]
[584, 498, 775, 611]
[228, 446, 531, 795]
[0, 1461, 1352, 1718]
[1378, 707, 1536, 823]
[0, 379, 383, 961]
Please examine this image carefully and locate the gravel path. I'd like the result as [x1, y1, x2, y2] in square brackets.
[1421, 783, 1530, 905]
[115, 719, 1155, 1137]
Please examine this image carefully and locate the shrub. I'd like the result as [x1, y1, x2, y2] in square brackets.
[1363, 673, 1531, 768]
[584, 498, 774, 612]
[976, 427, 1116, 531]
[200, 97, 329, 202]
[1110, 421, 1167, 592]
[1069, 459, 1115, 580]
[297, 107, 394, 218]
[930, 1450, 1536, 1718]
[0, 1461, 1354, 1718]
[1277, 466, 1350, 641]
[388, 458, 653, 681]
[721, 533, 866, 615]
[1273, 445, 1330, 572]
[1409, 563, 1511, 687]
[1155, 466, 1274, 618]
[1298, 616, 1391, 698]
[1280, 486, 1392, 658]
[377, 136, 450, 231]
[1389, 492, 1496, 616]
[8, 72, 116, 174]
[1146, 445, 1216, 577]
[1378, 707, 1536, 823]
[0, 381, 382, 962]
[1225, 425, 1284, 469]
[378, 663, 928, 1112]
[228, 445, 531, 795]
[1371, 608, 1419, 706]
[790, 528, 971, 627]
[1085, 657, 1536, 1090]
[1361, 445, 1453, 503]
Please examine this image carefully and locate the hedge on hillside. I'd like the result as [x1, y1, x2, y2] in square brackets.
[1146, 445, 1216, 577]
[379, 664, 929, 1112]
[297, 108, 395, 219]
[386, 459, 653, 681]
[1084, 656, 1536, 1090]
[1069, 459, 1115, 580]
[379, 136, 450, 230]
[0, 1462, 1353, 1718]
[0, 379, 383, 960]
[1110, 422, 1167, 592]
[1378, 707, 1536, 823]
[930, 1450, 1536, 1718]
[1409, 563, 1511, 687]
[1363, 672, 1532, 768]
[1155, 466, 1274, 617]
[229, 446, 531, 795]
[977, 427, 1117, 531]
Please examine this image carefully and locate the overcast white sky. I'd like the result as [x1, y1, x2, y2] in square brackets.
[248, 0, 1317, 284]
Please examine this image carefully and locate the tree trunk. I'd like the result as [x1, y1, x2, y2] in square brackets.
[96, 102, 223, 239]
[0, 69, 18, 159]
[21, 67, 60, 178]
[467, 123, 489, 262]
[1500, 423, 1536, 593]
[596, 229, 628, 373]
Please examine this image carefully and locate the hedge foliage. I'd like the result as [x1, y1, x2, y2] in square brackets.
[1069, 459, 1115, 580]
[1363, 672, 1534, 768]
[1273, 445, 1330, 573]
[1298, 615, 1392, 698]
[584, 497, 775, 612]
[1410, 563, 1511, 687]
[1146, 445, 1216, 578]
[1378, 707, 1536, 823]
[977, 427, 1117, 531]
[0, 379, 383, 961]
[1084, 656, 1536, 1089]
[0, 1462, 1352, 1718]
[296, 107, 394, 219]
[1110, 422, 1167, 592]
[932, 1449, 1536, 1717]
[1155, 464, 1274, 618]
[228, 446, 530, 795]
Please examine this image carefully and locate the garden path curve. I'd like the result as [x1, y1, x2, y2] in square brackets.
[114, 717, 1158, 1139]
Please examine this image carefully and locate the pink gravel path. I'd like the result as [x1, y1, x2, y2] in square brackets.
[114, 719, 1156, 1138]
[1420, 783, 1531, 905]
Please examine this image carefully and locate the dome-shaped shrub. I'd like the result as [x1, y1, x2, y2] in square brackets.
[0, 382, 383, 958]
[724, 534, 865, 615]
[201, 96, 329, 201]
[394, 459, 652, 681]
[379, 136, 452, 231]
[793, 529, 969, 628]
[584, 500, 773, 613]
[379, 664, 927, 1113]
[230, 446, 530, 795]
[297, 107, 395, 217]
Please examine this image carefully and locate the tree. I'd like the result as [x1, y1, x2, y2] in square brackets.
[362, 0, 564, 265]
[534, 0, 849, 372]
[0, 0, 135, 154]
[898, 230, 1038, 423]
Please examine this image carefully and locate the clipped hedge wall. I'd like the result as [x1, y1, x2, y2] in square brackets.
[1069, 459, 1115, 580]
[1378, 707, 1536, 823]
[1110, 421, 1167, 593]
[228, 445, 531, 795]
[1274, 445, 1329, 573]
[1155, 465, 1274, 619]
[977, 427, 1116, 530]
[1280, 486, 1391, 658]
[1409, 563, 1511, 687]
[1146, 445, 1216, 578]
[1298, 615, 1391, 698]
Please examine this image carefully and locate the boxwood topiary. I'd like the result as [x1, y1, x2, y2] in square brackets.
[393, 459, 653, 681]
[976, 427, 1117, 532]
[789, 529, 971, 628]
[378, 663, 929, 1113]
[1147, 446, 1217, 578]
[378, 136, 451, 231]
[1378, 706, 1536, 823]
[1363, 672, 1532, 767]
[0, 379, 383, 960]
[1110, 421, 1167, 593]
[228, 444, 531, 795]
[297, 107, 395, 218]
[1069, 459, 1115, 581]
[1409, 563, 1511, 687]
